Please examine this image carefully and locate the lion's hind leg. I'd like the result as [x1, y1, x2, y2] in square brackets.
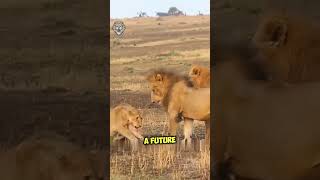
[181, 118, 193, 151]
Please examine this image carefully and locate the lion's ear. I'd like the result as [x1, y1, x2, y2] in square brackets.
[254, 18, 288, 48]
[192, 67, 201, 76]
[269, 20, 288, 47]
[155, 74, 163, 81]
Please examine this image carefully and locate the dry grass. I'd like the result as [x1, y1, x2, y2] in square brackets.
[110, 15, 210, 179]
[111, 146, 210, 180]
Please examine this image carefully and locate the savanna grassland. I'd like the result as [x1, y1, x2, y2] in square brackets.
[110, 15, 210, 179]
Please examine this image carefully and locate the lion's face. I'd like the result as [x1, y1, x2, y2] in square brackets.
[54, 152, 101, 180]
[127, 108, 143, 128]
[147, 74, 168, 105]
[150, 85, 166, 105]
[57, 168, 97, 180]
[13, 141, 103, 180]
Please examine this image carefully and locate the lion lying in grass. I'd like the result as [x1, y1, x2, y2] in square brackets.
[189, 65, 210, 88]
[252, 12, 320, 83]
[146, 69, 210, 149]
[0, 133, 104, 180]
[110, 103, 144, 151]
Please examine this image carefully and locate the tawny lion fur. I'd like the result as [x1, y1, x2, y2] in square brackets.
[213, 60, 320, 180]
[189, 65, 210, 88]
[110, 103, 143, 151]
[253, 12, 320, 83]
[0, 133, 104, 180]
[146, 69, 210, 148]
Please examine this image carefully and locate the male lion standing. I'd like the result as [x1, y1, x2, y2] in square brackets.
[146, 69, 210, 149]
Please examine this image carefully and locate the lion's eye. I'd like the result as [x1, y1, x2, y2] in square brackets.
[136, 117, 139, 120]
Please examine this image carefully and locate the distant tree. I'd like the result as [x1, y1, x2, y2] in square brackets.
[137, 11, 148, 17]
[168, 7, 180, 15]
[176, 10, 184, 16]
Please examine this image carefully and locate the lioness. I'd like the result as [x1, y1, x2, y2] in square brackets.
[110, 103, 143, 151]
[213, 60, 320, 180]
[0, 133, 104, 180]
[252, 12, 320, 83]
[146, 69, 210, 148]
[189, 65, 210, 88]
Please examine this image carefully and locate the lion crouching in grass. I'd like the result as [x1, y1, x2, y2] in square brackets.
[110, 103, 144, 151]
[146, 69, 210, 149]
[189, 65, 210, 88]
[0, 133, 105, 180]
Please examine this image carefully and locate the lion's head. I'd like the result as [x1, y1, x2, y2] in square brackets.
[146, 73, 168, 105]
[252, 12, 320, 82]
[189, 65, 210, 88]
[13, 134, 104, 180]
[54, 151, 100, 180]
[146, 69, 192, 106]
[252, 13, 291, 64]
[117, 104, 143, 128]
[126, 106, 143, 129]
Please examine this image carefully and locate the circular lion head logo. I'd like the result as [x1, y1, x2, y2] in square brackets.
[112, 21, 126, 37]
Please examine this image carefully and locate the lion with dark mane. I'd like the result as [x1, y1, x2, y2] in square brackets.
[146, 69, 210, 148]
